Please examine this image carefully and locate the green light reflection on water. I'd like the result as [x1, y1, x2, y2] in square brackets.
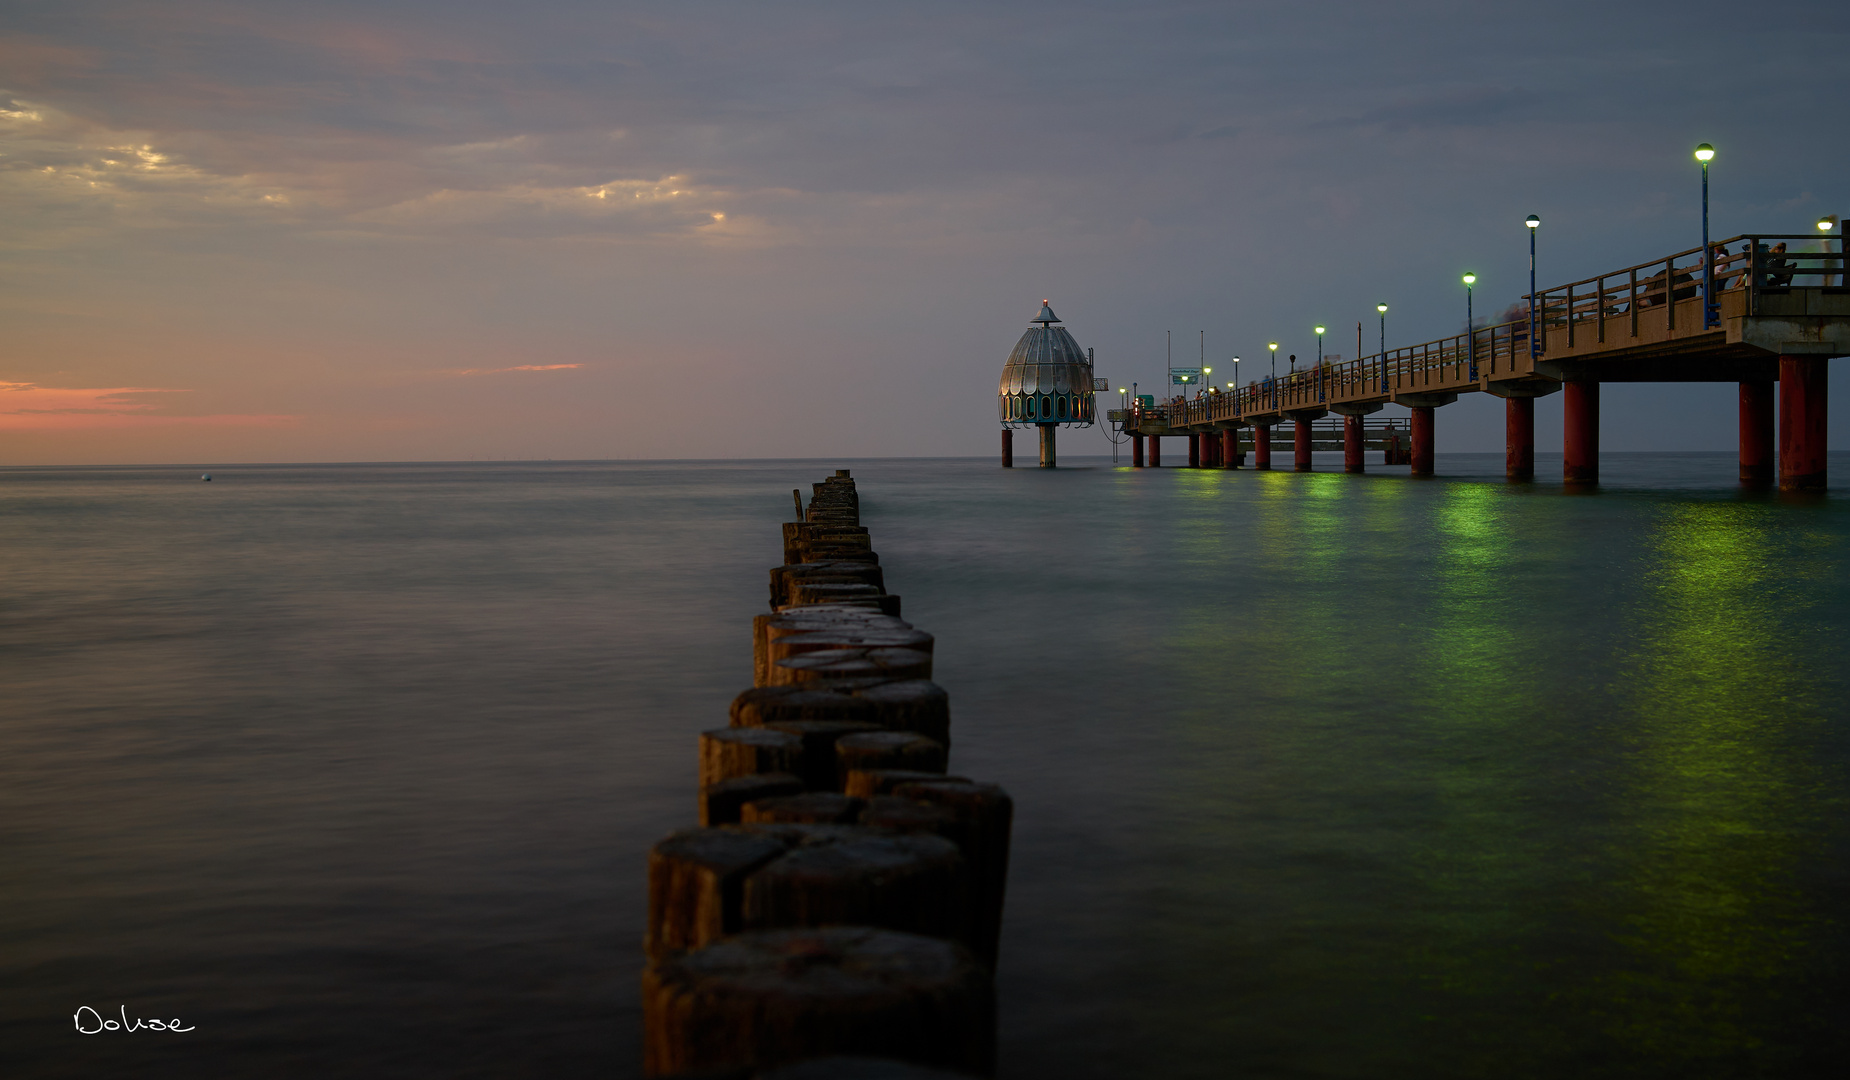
[1399, 481, 1545, 1054]
[1577, 500, 1835, 1067]
[1134, 474, 1845, 1076]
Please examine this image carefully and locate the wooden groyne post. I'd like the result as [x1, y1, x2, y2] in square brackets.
[641, 469, 1013, 1078]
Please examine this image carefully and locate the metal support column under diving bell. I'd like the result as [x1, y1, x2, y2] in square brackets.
[1038, 424, 1057, 468]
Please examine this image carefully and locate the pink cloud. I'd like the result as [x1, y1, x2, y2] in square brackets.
[0, 381, 296, 430]
[445, 363, 584, 376]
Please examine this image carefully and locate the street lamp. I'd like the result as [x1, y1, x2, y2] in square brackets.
[1525, 215, 1540, 356]
[1115, 388, 1128, 462]
[1821, 215, 1841, 287]
[1462, 272, 1477, 378]
[1313, 325, 1327, 401]
[1375, 304, 1387, 391]
[1696, 143, 1717, 328]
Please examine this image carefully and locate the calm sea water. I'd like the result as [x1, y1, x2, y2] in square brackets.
[3, 453, 1847, 1079]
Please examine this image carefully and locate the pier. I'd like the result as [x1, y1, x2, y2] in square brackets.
[1121, 233, 1845, 489]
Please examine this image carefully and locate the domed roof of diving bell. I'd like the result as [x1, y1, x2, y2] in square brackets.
[998, 300, 1093, 396]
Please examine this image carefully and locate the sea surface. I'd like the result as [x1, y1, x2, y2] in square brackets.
[3, 453, 1847, 1079]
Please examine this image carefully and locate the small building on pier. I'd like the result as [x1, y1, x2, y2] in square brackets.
[998, 301, 1097, 467]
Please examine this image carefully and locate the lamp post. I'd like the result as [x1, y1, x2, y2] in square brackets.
[1375, 304, 1387, 392]
[1314, 325, 1326, 401]
[1267, 342, 1279, 406]
[1116, 387, 1128, 463]
[1462, 273, 1477, 378]
[1821, 214, 1841, 287]
[1525, 215, 1540, 356]
[1696, 143, 1717, 328]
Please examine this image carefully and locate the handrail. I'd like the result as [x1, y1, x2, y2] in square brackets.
[1525, 233, 1843, 332]
[1121, 232, 1841, 434]
[1522, 233, 1840, 299]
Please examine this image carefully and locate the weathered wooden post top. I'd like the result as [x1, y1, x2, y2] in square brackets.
[998, 300, 1097, 468]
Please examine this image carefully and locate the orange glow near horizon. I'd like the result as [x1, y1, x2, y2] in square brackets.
[0, 382, 297, 431]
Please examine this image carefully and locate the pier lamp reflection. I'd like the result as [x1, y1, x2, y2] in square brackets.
[1603, 501, 1823, 1060]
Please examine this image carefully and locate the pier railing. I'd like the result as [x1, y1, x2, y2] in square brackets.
[1164, 318, 1530, 426]
[1527, 233, 1843, 343]
[1140, 232, 1844, 432]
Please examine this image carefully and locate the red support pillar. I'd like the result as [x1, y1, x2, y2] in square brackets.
[1779, 356, 1828, 491]
[1149, 437, 1162, 468]
[1343, 415, 1364, 473]
[1222, 428, 1240, 469]
[1739, 381, 1774, 486]
[1001, 429, 1013, 468]
[1294, 420, 1313, 471]
[1202, 432, 1218, 467]
[1410, 407, 1435, 477]
[1131, 434, 1144, 467]
[1253, 424, 1271, 470]
[1188, 434, 1201, 468]
[1563, 382, 1599, 485]
[1506, 397, 1534, 481]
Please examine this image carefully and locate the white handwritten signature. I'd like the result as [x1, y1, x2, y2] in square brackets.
[73, 1006, 194, 1034]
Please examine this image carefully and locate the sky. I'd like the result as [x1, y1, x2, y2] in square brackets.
[2, 0, 1847, 464]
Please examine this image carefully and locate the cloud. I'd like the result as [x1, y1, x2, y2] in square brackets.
[0, 97, 299, 245]
[445, 363, 585, 376]
[0, 92, 754, 245]
[0, 381, 295, 430]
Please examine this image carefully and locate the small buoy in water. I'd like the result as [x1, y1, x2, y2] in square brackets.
[201, 474, 212, 481]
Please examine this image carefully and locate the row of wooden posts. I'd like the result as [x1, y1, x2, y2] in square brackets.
[642, 469, 1015, 1079]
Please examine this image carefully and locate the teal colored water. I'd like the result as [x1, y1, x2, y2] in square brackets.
[2, 454, 1846, 1078]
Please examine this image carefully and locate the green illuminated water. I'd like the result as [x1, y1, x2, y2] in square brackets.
[1, 453, 1844, 1077]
